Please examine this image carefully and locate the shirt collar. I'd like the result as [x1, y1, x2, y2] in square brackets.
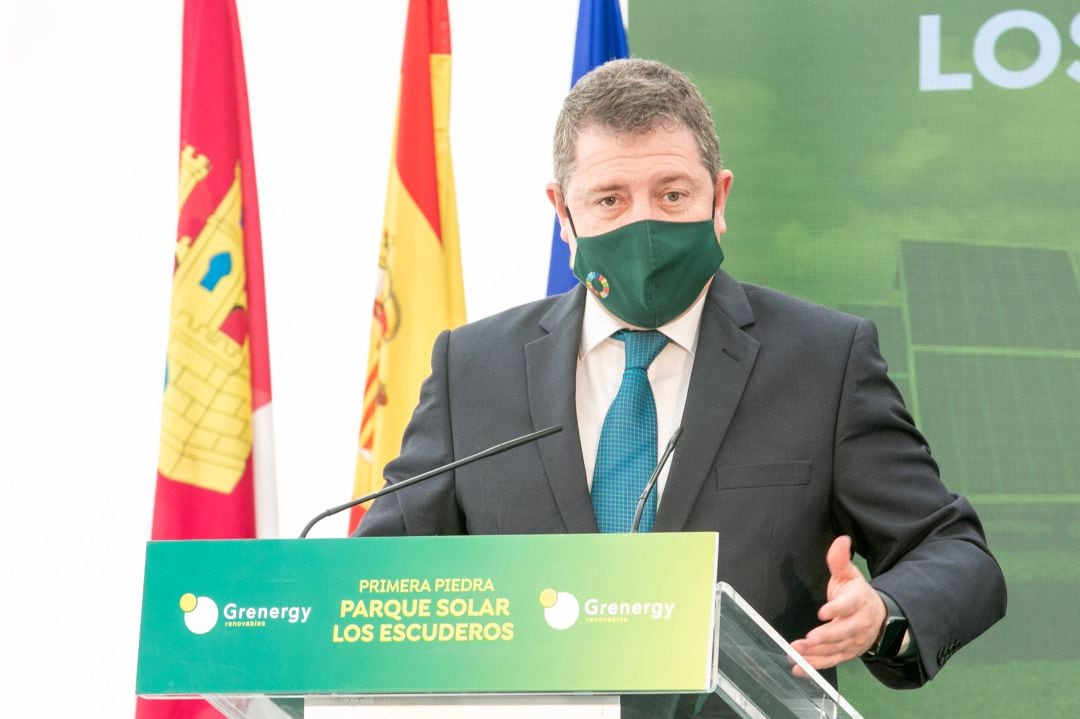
[579, 280, 710, 359]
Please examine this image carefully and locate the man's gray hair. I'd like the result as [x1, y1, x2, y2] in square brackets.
[552, 58, 722, 191]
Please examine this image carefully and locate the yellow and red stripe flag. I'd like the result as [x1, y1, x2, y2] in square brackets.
[140, 2, 276, 714]
[350, 0, 466, 533]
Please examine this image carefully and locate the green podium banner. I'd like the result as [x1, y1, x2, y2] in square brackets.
[136, 533, 719, 697]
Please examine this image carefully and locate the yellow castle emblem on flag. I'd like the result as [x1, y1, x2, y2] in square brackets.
[158, 145, 252, 494]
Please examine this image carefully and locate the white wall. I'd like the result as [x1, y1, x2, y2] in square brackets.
[0, 1, 606, 714]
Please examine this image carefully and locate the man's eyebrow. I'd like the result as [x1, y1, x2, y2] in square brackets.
[575, 173, 704, 201]
[655, 172, 702, 187]
[579, 181, 630, 197]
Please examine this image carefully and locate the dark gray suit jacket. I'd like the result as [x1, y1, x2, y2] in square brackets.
[357, 269, 1006, 697]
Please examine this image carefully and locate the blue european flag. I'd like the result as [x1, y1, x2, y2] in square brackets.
[545, 0, 629, 296]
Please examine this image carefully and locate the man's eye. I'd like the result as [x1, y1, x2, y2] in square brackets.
[598, 196, 618, 207]
[664, 191, 684, 202]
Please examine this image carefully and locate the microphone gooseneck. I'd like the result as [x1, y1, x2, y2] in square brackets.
[299, 425, 563, 538]
[629, 426, 683, 534]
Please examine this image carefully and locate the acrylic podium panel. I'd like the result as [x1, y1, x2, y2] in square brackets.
[714, 582, 864, 719]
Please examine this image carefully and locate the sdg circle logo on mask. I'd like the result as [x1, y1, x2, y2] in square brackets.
[585, 272, 611, 299]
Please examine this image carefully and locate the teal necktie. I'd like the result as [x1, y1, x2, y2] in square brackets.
[592, 329, 669, 533]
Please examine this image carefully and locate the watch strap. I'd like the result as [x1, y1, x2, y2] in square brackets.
[864, 590, 910, 659]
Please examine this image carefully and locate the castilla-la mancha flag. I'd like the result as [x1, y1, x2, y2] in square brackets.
[350, 0, 466, 533]
[140, 1, 276, 715]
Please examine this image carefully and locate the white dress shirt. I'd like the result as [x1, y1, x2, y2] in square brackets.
[575, 287, 708, 503]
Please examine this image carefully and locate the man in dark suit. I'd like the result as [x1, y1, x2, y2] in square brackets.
[356, 59, 1005, 715]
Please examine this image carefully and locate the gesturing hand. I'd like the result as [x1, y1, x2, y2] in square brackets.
[789, 535, 885, 670]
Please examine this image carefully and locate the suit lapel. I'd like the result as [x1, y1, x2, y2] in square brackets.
[525, 286, 598, 533]
[654, 271, 760, 532]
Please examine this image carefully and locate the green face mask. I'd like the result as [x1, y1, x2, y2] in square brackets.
[570, 217, 724, 328]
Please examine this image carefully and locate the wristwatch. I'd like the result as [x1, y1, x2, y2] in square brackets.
[863, 591, 909, 659]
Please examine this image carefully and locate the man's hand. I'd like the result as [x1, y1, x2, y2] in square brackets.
[789, 535, 886, 670]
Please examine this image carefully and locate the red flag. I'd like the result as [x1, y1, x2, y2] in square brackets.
[138, 1, 276, 715]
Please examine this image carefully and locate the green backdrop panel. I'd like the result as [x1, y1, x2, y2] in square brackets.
[632, 1, 1080, 716]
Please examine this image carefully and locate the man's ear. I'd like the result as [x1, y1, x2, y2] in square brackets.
[546, 183, 570, 243]
[713, 170, 734, 237]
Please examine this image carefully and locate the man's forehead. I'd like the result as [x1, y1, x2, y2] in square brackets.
[577, 117, 685, 142]
[573, 121, 689, 154]
[567, 122, 709, 192]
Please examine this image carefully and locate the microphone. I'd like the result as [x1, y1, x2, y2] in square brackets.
[299, 425, 563, 538]
[629, 426, 683, 534]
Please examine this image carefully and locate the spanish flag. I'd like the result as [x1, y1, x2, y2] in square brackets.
[140, 2, 276, 713]
[350, 0, 466, 533]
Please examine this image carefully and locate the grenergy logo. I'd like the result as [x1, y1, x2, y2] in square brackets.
[539, 588, 677, 630]
[539, 588, 580, 630]
[180, 593, 219, 634]
[179, 593, 312, 633]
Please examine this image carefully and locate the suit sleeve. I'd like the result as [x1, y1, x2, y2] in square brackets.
[831, 319, 1007, 688]
[352, 329, 465, 537]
